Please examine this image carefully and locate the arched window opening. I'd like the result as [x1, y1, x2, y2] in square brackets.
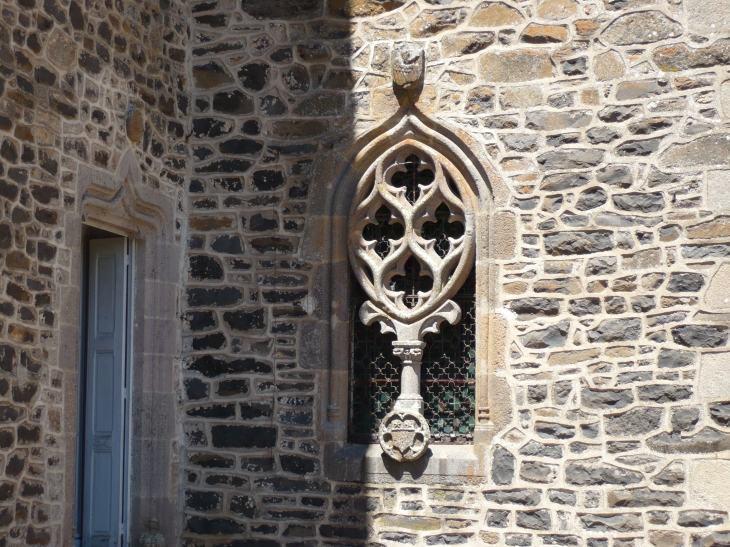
[347, 144, 477, 461]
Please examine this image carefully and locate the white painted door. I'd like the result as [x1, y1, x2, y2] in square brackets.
[83, 238, 128, 547]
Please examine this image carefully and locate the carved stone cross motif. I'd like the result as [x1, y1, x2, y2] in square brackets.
[349, 142, 476, 461]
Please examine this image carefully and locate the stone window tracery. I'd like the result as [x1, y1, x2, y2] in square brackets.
[347, 145, 477, 461]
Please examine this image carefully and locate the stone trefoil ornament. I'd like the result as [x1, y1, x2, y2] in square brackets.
[348, 142, 476, 461]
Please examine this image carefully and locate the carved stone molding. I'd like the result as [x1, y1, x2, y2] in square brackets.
[348, 140, 476, 460]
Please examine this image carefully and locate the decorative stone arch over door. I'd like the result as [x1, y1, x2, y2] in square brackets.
[59, 148, 182, 545]
[302, 109, 517, 481]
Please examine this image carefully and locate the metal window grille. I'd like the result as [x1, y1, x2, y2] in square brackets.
[349, 174, 476, 444]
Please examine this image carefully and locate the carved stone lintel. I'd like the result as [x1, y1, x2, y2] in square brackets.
[379, 410, 431, 462]
[391, 43, 424, 91]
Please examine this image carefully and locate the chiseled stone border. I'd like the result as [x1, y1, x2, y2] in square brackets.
[299, 107, 516, 481]
[58, 149, 182, 543]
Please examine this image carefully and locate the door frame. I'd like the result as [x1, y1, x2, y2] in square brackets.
[75, 232, 136, 547]
[61, 150, 182, 546]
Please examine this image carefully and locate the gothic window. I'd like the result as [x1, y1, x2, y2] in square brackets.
[347, 147, 476, 461]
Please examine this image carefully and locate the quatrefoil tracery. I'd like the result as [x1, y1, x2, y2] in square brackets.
[349, 145, 476, 333]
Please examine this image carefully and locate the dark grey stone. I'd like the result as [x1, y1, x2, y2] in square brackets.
[597, 165, 632, 187]
[587, 318, 641, 343]
[519, 321, 569, 349]
[536, 421, 575, 440]
[568, 297, 601, 317]
[709, 401, 730, 427]
[548, 489, 576, 506]
[492, 446, 515, 486]
[566, 462, 643, 486]
[578, 513, 643, 532]
[647, 427, 730, 454]
[672, 407, 701, 432]
[652, 461, 685, 486]
[540, 172, 590, 191]
[671, 325, 729, 348]
[586, 257, 617, 276]
[508, 298, 562, 319]
[519, 440, 562, 459]
[607, 487, 685, 507]
[638, 385, 693, 403]
[587, 126, 621, 144]
[667, 272, 706, 293]
[658, 348, 696, 368]
[605, 407, 663, 436]
[487, 510, 510, 528]
[553, 381, 573, 405]
[576, 187, 607, 211]
[613, 192, 665, 213]
[516, 509, 552, 530]
[520, 461, 556, 483]
[537, 149, 605, 170]
[544, 231, 613, 255]
[691, 531, 730, 547]
[678, 511, 726, 528]
[581, 387, 633, 410]
[483, 489, 541, 506]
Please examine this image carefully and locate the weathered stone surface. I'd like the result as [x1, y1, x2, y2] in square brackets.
[544, 231, 613, 256]
[660, 135, 730, 169]
[594, 50, 625, 81]
[537, 149, 604, 170]
[536, 421, 575, 439]
[602, 11, 682, 45]
[516, 509, 552, 530]
[671, 325, 729, 348]
[483, 489, 542, 506]
[537, 0, 578, 20]
[566, 462, 644, 486]
[587, 318, 641, 343]
[470, 2, 524, 27]
[526, 110, 592, 131]
[579, 513, 643, 532]
[654, 39, 730, 72]
[410, 8, 464, 38]
[672, 407, 701, 432]
[581, 387, 633, 410]
[639, 385, 693, 403]
[520, 461, 558, 484]
[520, 321, 569, 349]
[678, 511, 726, 528]
[608, 488, 685, 508]
[479, 50, 554, 83]
[493, 446, 515, 485]
[329, 0, 405, 17]
[605, 407, 663, 436]
[653, 461, 685, 486]
[648, 427, 730, 453]
[441, 32, 495, 57]
[508, 298, 561, 319]
[521, 24, 569, 44]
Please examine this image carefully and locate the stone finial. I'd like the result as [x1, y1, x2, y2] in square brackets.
[391, 43, 425, 91]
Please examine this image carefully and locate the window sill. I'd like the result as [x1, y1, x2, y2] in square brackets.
[325, 442, 486, 483]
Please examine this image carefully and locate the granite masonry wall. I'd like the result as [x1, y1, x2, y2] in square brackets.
[180, 0, 730, 546]
[0, 0, 189, 544]
[5, 0, 730, 546]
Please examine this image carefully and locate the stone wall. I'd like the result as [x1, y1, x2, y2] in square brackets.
[0, 0, 188, 544]
[180, 0, 730, 546]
